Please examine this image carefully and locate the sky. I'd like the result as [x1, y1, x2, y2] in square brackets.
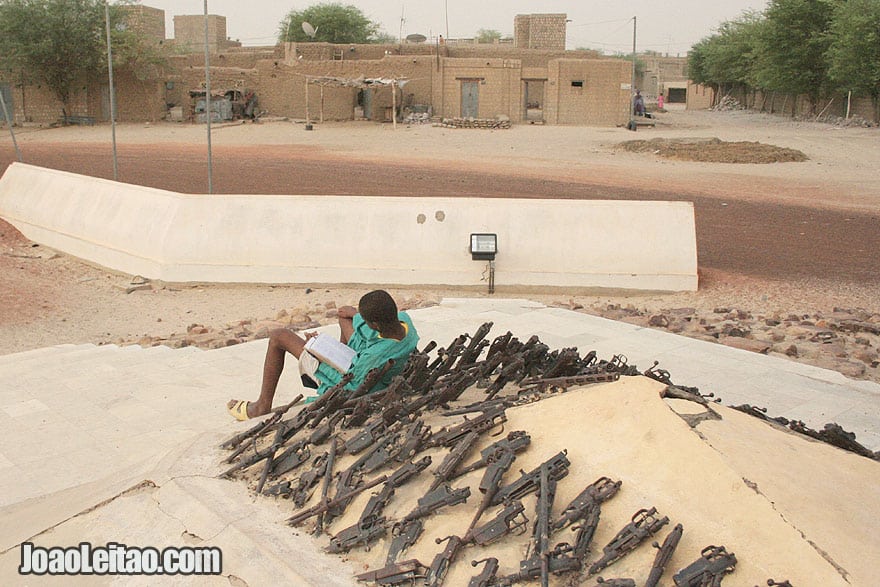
[138, 1, 770, 56]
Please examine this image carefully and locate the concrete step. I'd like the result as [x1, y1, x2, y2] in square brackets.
[0, 343, 88, 366]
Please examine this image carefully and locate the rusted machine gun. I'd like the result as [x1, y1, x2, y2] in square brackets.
[355, 559, 429, 586]
[645, 523, 684, 587]
[553, 476, 621, 531]
[588, 507, 669, 575]
[518, 372, 621, 393]
[327, 457, 432, 553]
[490, 451, 571, 506]
[428, 405, 508, 448]
[672, 545, 737, 586]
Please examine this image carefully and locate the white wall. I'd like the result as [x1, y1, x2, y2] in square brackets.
[0, 163, 698, 291]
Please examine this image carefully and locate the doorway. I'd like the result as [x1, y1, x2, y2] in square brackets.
[461, 80, 479, 118]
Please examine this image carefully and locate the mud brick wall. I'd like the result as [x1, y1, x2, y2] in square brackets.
[121, 5, 166, 44]
[286, 43, 436, 62]
[544, 59, 630, 126]
[514, 14, 567, 51]
[449, 47, 598, 68]
[173, 15, 227, 53]
[253, 56, 434, 121]
[433, 58, 522, 120]
[686, 82, 715, 110]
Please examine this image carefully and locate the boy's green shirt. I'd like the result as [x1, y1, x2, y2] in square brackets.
[313, 311, 419, 396]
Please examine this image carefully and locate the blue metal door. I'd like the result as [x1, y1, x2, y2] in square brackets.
[461, 81, 479, 118]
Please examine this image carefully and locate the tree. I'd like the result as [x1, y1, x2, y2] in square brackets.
[752, 0, 834, 109]
[688, 13, 763, 102]
[278, 3, 381, 44]
[475, 29, 502, 44]
[826, 0, 880, 112]
[0, 0, 164, 118]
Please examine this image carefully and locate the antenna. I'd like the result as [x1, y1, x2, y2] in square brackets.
[302, 21, 317, 39]
[399, 5, 406, 44]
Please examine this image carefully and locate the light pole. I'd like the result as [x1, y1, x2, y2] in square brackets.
[630, 16, 637, 128]
[104, 1, 118, 181]
[203, 0, 213, 194]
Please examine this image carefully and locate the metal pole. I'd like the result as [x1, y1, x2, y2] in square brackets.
[630, 16, 637, 126]
[391, 80, 397, 130]
[0, 89, 22, 162]
[445, 0, 449, 40]
[104, 1, 118, 181]
[203, 0, 213, 194]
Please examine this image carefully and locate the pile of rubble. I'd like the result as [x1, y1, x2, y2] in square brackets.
[816, 113, 877, 128]
[130, 294, 441, 351]
[218, 322, 877, 586]
[404, 112, 434, 125]
[710, 96, 744, 112]
[435, 116, 511, 129]
[569, 302, 880, 382]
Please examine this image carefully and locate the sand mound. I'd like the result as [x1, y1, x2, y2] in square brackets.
[3, 375, 877, 586]
[616, 138, 809, 164]
[217, 374, 877, 586]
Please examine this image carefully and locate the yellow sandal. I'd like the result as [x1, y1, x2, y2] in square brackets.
[227, 400, 250, 421]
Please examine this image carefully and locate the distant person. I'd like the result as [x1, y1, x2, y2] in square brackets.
[227, 290, 419, 420]
[633, 90, 646, 116]
[657, 93, 665, 109]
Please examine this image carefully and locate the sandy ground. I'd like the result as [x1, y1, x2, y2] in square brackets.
[1, 107, 878, 369]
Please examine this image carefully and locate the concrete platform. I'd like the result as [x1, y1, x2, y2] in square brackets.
[1, 298, 878, 585]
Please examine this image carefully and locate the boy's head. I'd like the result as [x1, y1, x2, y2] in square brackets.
[358, 290, 399, 330]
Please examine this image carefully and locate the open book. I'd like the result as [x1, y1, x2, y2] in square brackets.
[304, 334, 357, 374]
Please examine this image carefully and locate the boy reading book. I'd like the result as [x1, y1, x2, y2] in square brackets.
[227, 289, 419, 420]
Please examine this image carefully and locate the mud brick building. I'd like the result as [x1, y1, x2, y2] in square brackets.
[0, 8, 633, 128]
[514, 14, 568, 51]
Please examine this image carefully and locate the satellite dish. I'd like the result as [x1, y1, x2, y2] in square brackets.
[302, 21, 317, 38]
[405, 33, 427, 44]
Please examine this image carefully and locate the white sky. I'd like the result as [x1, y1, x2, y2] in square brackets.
[139, 1, 769, 56]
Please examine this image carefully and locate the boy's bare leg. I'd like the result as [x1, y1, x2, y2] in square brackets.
[227, 328, 307, 418]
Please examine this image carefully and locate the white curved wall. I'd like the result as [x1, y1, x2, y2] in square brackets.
[0, 163, 698, 291]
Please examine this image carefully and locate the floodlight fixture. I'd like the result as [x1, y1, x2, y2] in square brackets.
[470, 233, 498, 294]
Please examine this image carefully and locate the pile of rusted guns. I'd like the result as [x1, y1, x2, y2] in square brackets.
[218, 322, 775, 586]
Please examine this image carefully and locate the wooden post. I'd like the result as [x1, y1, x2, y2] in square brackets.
[391, 80, 397, 130]
[320, 84, 324, 123]
[305, 77, 310, 123]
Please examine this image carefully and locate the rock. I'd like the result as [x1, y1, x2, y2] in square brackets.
[720, 336, 770, 354]
[784, 344, 799, 357]
[324, 301, 337, 310]
[723, 325, 750, 338]
[276, 309, 289, 319]
[809, 331, 837, 344]
[853, 349, 879, 366]
[187, 324, 209, 335]
[125, 283, 152, 294]
[713, 307, 731, 314]
[830, 360, 867, 379]
[648, 314, 669, 328]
